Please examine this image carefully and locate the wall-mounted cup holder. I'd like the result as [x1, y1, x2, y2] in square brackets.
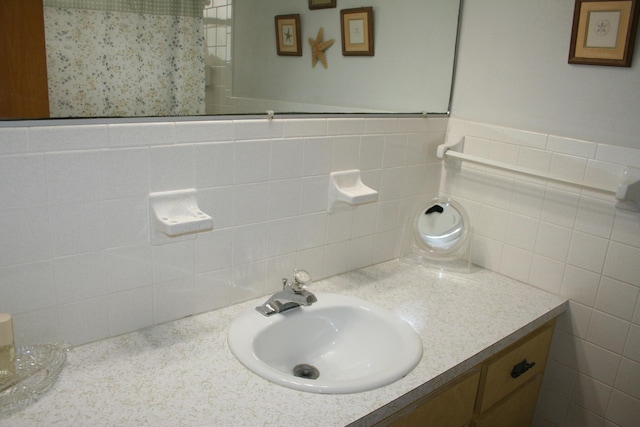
[149, 189, 213, 245]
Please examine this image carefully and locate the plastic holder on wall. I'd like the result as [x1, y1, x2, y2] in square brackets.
[149, 189, 213, 245]
[328, 170, 378, 213]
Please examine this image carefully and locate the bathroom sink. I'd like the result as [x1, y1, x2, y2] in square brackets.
[227, 293, 423, 394]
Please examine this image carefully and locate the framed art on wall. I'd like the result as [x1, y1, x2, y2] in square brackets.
[309, 0, 336, 10]
[568, 0, 639, 66]
[275, 14, 302, 56]
[340, 7, 374, 56]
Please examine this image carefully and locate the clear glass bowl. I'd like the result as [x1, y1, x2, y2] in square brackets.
[0, 343, 68, 417]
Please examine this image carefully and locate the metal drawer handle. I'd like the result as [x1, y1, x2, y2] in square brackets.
[511, 359, 536, 379]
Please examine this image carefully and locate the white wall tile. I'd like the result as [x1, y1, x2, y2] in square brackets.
[547, 135, 597, 159]
[194, 268, 232, 313]
[595, 277, 639, 321]
[603, 242, 640, 287]
[101, 148, 150, 199]
[270, 138, 303, 180]
[46, 151, 102, 204]
[326, 118, 365, 136]
[231, 260, 266, 301]
[331, 135, 360, 171]
[541, 188, 580, 228]
[499, 245, 532, 282]
[382, 134, 407, 168]
[587, 310, 629, 353]
[502, 127, 547, 149]
[615, 358, 640, 400]
[0, 154, 47, 210]
[57, 297, 110, 345]
[282, 118, 327, 138]
[0, 127, 29, 154]
[570, 374, 612, 416]
[194, 228, 233, 274]
[233, 139, 270, 184]
[53, 252, 106, 305]
[268, 179, 300, 220]
[297, 212, 327, 250]
[624, 324, 640, 362]
[324, 240, 351, 277]
[102, 197, 149, 248]
[232, 119, 282, 141]
[299, 175, 328, 214]
[535, 222, 572, 261]
[49, 202, 104, 257]
[574, 195, 615, 239]
[233, 183, 269, 225]
[152, 240, 194, 282]
[504, 213, 539, 251]
[606, 390, 640, 426]
[529, 254, 565, 294]
[0, 261, 55, 313]
[561, 266, 600, 307]
[364, 118, 398, 134]
[30, 125, 107, 151]
[567, 232, 608, 273]
[326, 210, 353, 244]
[108, 122, 174, 148]
[153, 276, 195, 324]
[232, 223, 266, 265]
[174, 120, 234, 143]
[266, 217, 299, 258]
[149, 144, 195, 191]
[194, 142, 234, 188]
[517, 147, 552, 172]
[104, 245, 153, 293]
[549, 153, 587, 182]
[612, 209, 640, 248]
[108, 286, 154, 336]
[302, 137, 332, 176]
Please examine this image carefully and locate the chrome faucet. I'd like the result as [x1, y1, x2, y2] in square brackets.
[255, 269, 317, 316]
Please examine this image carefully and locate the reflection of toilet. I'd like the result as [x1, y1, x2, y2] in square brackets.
[401, 197, 474, 273]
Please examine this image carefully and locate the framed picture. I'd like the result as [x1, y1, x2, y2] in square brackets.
[309, 0, 336, 10]
[568, 0, 639, 66]
[340, 7, 374, 56]
[275, 14, 302, 56]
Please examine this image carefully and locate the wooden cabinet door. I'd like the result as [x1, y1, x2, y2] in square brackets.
[0, 0, 50, 118]
[382, 370, 481, 427]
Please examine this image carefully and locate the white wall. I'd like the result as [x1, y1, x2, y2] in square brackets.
[450, 1, 640, 425]
[452, 0, 640, 150]
[0, 117, 444, 346]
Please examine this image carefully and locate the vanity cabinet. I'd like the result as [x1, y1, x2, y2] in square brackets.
[376, 320, 555, 427]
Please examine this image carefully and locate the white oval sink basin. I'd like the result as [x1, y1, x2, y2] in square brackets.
[227, 293, 423, 394]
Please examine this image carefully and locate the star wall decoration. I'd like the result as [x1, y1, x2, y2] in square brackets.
[309, 27, 334, 69]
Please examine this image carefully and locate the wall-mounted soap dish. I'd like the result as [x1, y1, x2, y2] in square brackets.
[149, 189, 213, 245]
[328, 170, 378, 213]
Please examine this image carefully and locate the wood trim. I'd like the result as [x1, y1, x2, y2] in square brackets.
[0, 0, 50, 118]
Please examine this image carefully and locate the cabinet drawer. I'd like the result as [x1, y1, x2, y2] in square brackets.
[475, 322, 553, 413]
[472, 374, 542, 427]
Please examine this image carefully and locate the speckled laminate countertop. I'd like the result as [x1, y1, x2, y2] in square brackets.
[0, 261, 567, 427]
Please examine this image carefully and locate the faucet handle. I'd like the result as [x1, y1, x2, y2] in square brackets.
[291, 269, 312, 293]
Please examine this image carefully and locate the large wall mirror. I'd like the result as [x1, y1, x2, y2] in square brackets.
[0, 0, 461, 120]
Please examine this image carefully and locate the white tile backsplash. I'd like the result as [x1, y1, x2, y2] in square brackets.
[446, 118, 640, 427]
[0, 116, 441, 346]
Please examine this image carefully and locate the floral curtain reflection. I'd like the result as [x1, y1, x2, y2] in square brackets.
[43, 0, 207, 117]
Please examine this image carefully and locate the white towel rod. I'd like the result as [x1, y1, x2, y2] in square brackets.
[443, 150, 613, 193]
[436, 137, 640, 212]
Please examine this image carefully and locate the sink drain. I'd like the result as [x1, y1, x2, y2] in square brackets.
[293, 364, 320, 380]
